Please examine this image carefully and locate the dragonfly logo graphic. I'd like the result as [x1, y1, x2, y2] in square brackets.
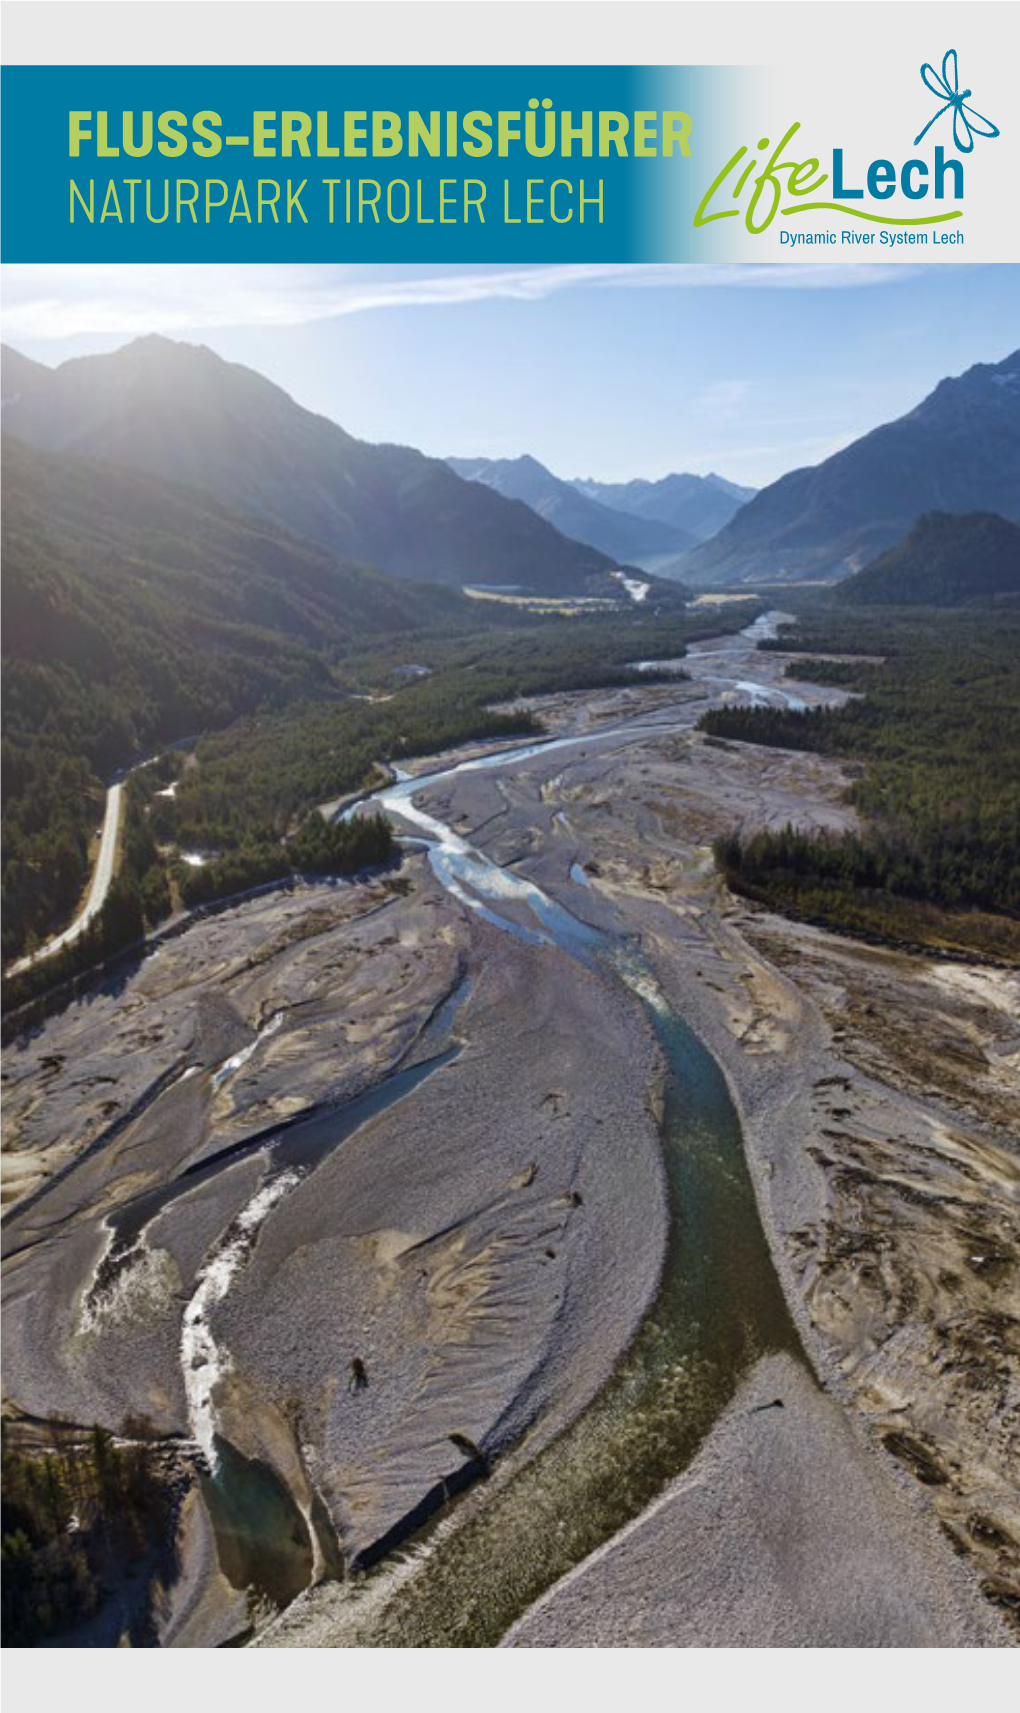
[914, 49, 999, 153]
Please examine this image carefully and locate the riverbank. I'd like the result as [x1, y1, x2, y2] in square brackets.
[258, 624, 1014, 1645]
[4, 618, 1015, 1647]
[2, 857, 669, 1638]
[506, 1351, 1005, 1647]
[483, 639, 1018, 1640]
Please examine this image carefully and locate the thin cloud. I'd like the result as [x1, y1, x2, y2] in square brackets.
[1, 261, 929, 342]
[697, 378, 751, 412]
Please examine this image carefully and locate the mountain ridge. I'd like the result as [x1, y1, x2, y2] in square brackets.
[1, 336, 624, 598]
[2, 428, 486, 963]
[446, 452, 696, 566]
[1, 430, 476, 776]
[570, 470, 755, 541]
[677, 350, 1020, 587]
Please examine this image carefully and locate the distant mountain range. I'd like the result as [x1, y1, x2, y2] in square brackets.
[679, 350, 1020, 587]
[0, 338, 623, 599]
[447, 454, 753, 569]
[834, 511, 1020, 607]
[447, 454, 696, 565]
[570, 471, 755, 542]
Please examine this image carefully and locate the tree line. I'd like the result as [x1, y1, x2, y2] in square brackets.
[1, 1423, 175, 1646]
[703, 608, 1020, 956]
[3, 600, 759, 1014]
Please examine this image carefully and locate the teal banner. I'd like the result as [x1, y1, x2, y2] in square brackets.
[0, 64, 738, 260]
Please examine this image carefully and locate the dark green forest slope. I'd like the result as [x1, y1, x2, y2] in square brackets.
[1, 1425, 174, 1646]
[704, 609, 1020, 958]
[1, 434, 470, 962]
[833, 511, 1020, 606]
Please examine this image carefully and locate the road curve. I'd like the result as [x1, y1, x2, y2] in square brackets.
[7, 782, 124, 976]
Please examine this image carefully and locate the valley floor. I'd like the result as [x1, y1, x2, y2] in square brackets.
[2, 626, 1017, 1648]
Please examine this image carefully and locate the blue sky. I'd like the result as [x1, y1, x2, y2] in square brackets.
[2, 262, 1017, 486]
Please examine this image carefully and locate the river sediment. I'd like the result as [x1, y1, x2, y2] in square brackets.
[3, 617, 1015, 1647]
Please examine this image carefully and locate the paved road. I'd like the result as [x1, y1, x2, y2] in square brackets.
[7, 781, 124, 975]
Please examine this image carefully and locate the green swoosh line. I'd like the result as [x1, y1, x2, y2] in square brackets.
[781, 203, 963, 225]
